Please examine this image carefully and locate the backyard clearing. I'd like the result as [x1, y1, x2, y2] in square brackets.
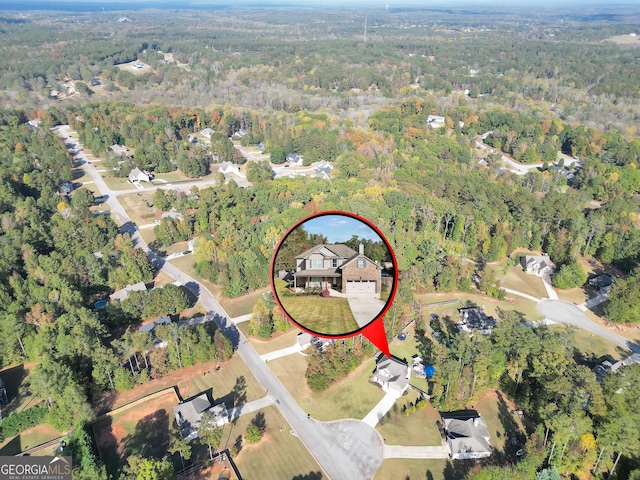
[376, 402, 443, 446]
[114, 60, 153, 75]
[268, 354, 385, 421]
[92, 389, 180, 476]
[279, 295, 359, 335]
[475, 389, 526, 452]
[0, 424, 63, 455]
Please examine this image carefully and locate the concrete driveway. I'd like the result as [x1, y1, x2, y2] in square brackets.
[537, 299, 640, 354]
[347, 294, 387, 328]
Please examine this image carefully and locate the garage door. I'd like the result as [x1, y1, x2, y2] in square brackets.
[346, 281, 376, 293]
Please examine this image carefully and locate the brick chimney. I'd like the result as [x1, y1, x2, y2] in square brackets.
[359, 243, 364, 255]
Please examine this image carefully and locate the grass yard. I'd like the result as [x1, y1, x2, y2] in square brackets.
[177, 355, 264, 407]
[414, 291, 542, 323]
[475, 389, 525, 452]
[268, 354, 384, 421]
[0, 424, 63, 455]
[138, 228, 156, 245]
[169, 256, 221, 299]
[114, 60, 152, 75]
[495, 265, 548, 300]
[279, 296, 358, 335]
[0, 362, 40, 415]
[218, 287, 270, 319]
[92, 390, 179, 477]
[100, 175, 136, 191]
[559, 324, 630, 362]
[238, 324, 301, 355]
[556, 286, 590, 305]
[118, 191, 157, 225]
[376, 402, 443, 446]
[220, 406, 322, 480]
[374, 459, 450, 480]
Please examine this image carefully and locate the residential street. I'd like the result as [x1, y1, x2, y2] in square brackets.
[55, 126, 386, 480]
[537, 299, 640, 354]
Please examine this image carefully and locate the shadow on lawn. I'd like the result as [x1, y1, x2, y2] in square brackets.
[122, 409, 170, 459]
[442, 460, 475, 480]
[217, 375, 247, 410]
[292, 473, 322, 480]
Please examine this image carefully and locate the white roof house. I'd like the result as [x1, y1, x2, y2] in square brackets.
[109, 282, 147, 302]
[218, 161, 240, 175]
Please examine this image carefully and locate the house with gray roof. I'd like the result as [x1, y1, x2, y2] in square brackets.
[371, 354, 410, 394]
[441, 411, 492, 460]
[521, 254, 553, 276]
[173, 393, 228, 441]
[593, 352, 640, 382]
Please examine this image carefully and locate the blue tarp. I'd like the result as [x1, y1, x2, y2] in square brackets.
[424, 365, 436, 378]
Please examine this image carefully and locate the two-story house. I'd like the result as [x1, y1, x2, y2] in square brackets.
[292, 243, 382, 294]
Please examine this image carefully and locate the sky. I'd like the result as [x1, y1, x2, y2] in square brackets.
[302, 214, 381, 244]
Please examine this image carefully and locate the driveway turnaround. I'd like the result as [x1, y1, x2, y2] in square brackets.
[537, 299, 640, 354]
[347, 294, 387, 328]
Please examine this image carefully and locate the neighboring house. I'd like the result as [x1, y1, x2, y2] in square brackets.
[201, 128, 215, 139]
[292, 243, 382, 294]
[109, 144, 131, 158]
[233, 129, 247, 138]
[427, 115, 446, 128]
[588, 274, 615, 294]
[371, 353, 411, 394]
[139, 315, 171, 348]
[27, 119, 41, 128]
[286, 153, 304, 166]
[593, 352, 640, 382]
[257, 142, 266, 154]
[129, 168, 152, 183]
[312, 160, 333, 177]
[173, 393, 228, 441]
[458, 307, 497, 335]
[59, 181, 74, 195]
[521, 254, 553, 276]
[441, 411, 492, 460]
[109, 281, 147, 302]
[297, 331, 314, 349]
[218, 161, 240, 175]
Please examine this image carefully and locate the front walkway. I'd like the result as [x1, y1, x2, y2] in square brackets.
[361, 390, 402, 427]
[383, 444, 449, 459]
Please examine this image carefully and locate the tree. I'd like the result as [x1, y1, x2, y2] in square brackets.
[123, 456, 174, 480]
[198, 412, 223, 459]
[270, 145, 286, 164]
[246, 160, 273, 182]
[245, 423, 263, 444]
[168, 435, 192, 472]
[552, 262, 587, 289]
[604, 269, 640, 324]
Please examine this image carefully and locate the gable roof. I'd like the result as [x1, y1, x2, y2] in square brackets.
[173, 393, 212, 440]
[373, 354, 410, 392]
[522, 254, 553, 271]
[296, 244, 358, 260]
[441, 411, 492, 459]
[339, 254, 382, 270]
[458, 307, 497, 333]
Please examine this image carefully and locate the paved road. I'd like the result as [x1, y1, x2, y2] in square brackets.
[537, 299, 640, 354]
[475, 139, 542, 175]
[383, 444, 449, 459]
[56, 126, 386, 479]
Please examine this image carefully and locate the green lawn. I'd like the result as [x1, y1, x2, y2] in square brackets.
[279, 296, 359, 335]
[0, 424, 63, 455]
[100, 174, 135, 191]
[178, 355, 265, 407]
[558, 324, 630, 362]
[556, 287, 590, 305]
[222, 406, 322, 480]
[376, 403, 443, 446]
[268, 354, 384, 421]
[374, 459, 449, 480]
[238, 324, 301, 355]
[169, 256, 221, 298]
[475, 390, 525, 451]
[496, 265, 548, 299]
[219, 287, 270, 319]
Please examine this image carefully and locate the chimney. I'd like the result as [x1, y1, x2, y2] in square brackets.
[359, 243, 364, 255]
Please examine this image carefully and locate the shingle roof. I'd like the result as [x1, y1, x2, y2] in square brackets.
[296, 244, 358, 260]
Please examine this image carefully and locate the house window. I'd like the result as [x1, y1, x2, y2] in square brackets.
[310, 259, 323, 269]
[357, 259, 366, 268]
[332, 259, 338, 267]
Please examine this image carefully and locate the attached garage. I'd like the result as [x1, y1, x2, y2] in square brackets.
[345, 280, 377, 293]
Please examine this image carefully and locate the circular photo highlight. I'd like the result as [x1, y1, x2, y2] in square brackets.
[270, 211, 398, 337]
